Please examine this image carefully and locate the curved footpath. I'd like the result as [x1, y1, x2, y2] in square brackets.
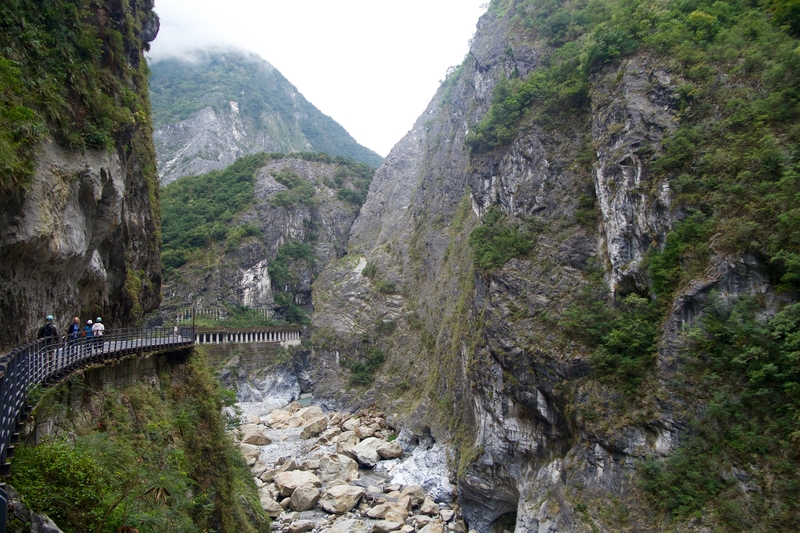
[0, 327, 196, 533]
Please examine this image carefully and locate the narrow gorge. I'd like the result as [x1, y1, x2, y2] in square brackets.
[2, 0, 800, 532]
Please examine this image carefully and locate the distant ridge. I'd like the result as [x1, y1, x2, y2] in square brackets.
[149, 49, 383, 184]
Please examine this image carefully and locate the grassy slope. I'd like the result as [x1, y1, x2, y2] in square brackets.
[9, 350, 267, 533]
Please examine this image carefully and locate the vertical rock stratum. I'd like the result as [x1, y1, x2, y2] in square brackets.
[0, 0, 162, 349]
[308, 0, 800, 531]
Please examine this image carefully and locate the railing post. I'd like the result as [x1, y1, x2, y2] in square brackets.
[0, 482, 6, 532]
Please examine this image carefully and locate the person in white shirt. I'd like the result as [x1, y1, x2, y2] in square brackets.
[92, 317, 105, 352]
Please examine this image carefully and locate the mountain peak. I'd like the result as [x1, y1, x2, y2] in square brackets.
[149, 48, 382, 184]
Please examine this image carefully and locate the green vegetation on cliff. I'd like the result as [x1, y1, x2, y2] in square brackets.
[468, 206, 539, 272]
[161, 152, 375, 273]
[161, 153, 270, 270]
[475, 0, 800, 288]
[562, 285, 660, 395]
[471, 0, 799, 153]
[10, 353, 266, 533]
[269, 168, 318, 208]
[464, 0, 800, 527]
[0, 0, 157, 191]
[641, 296, 800, 529]
[268, 241, 314, 324]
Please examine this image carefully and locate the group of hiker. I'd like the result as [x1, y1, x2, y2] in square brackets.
[37, 315, 105, 353]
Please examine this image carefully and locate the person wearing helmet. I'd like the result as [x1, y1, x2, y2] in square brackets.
[37, 315, 58, 339]
[84, 319, 93, 355]
[37, 315, 60, 359]
[92, 317, 105, 354]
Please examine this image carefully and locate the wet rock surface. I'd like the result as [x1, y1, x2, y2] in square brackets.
[232, 403, 467, 533]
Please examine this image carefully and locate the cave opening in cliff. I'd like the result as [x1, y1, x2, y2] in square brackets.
[490, 511, 517, 533]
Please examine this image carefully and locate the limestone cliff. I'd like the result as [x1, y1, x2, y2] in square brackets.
[308, 0, 800, 531]
[0, 0, 162, 350]
[157, 155, 372, 325]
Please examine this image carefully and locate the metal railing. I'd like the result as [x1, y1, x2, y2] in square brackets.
[0, 326, 195, 530]
[194, 326, 302, 345]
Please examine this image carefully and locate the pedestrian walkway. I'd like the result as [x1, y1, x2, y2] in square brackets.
[0, 326, 196, 532]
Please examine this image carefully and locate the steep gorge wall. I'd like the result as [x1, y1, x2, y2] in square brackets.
[157, 155, 370, 324]
[310, 0, 800, 531]
[0, 0, 162, 350]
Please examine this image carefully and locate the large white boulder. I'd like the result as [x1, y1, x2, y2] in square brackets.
[273, 471, 322, 497]
[285, 405, 325, 428]
[420, 497, 440, 516]
[327, 519, 370, 533]
[317, 454, 359, 483]
[238, 443, 260, 465]
[336, 430, 360, 458]
[258, 487, 284, 517]
[289, 483, 320, 512]
[418, 523, 444, 533]
[342, 418, 360, 431]
[373, 521, 403, 533]
[319, 485, 365, 514]
[367, 503, 409, 521]
[401, 485, 425, 507]
[262, 409, 291, 427]
[376, 440, 403, 459]
[287, 521, 315, 533]
[352, 437, 383, 468]
[239, 424, 271, 445]
[355, 425, 376, 439]
[300, 416, 328, 439]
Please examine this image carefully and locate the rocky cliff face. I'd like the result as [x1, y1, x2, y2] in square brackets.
[149, 50, 383, 185]
[307, 0, 800, 531]
[158, 156, 367, 324]
[0, 0, 162, 350]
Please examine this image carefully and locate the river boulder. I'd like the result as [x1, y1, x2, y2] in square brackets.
[319, 485, 365, 514]
[274, 471, 322, 497]
[352, 437, 383, 468]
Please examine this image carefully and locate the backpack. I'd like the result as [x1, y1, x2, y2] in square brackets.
[39, 323, 55, 338]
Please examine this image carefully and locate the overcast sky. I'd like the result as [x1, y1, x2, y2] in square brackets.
[147, 1, 487, 157]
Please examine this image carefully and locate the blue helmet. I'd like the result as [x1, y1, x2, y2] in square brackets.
[96, 317, 102, 322]
[46, 315, 54, 321]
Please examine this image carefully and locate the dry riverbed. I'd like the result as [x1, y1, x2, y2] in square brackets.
[231, 401, 472, 533]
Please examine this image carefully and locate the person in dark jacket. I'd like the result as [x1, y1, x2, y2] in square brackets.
[67, 316, 81, 356]
[67, 317, 80, 340]
[37, 315, 58, 339]
[37, 315, 59, 357]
